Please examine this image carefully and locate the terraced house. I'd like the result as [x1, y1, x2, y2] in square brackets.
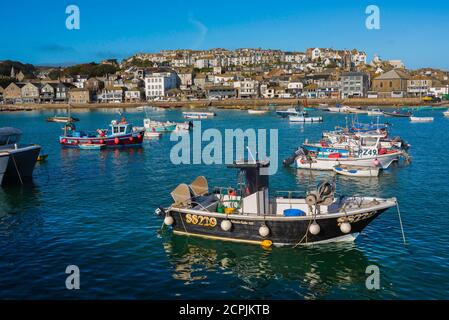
[3, 82, 25, 104]
[21, 82, 42, 103]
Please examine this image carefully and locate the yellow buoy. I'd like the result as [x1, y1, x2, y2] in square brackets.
[261, 240, 273, 248]
[224, 207, 235, 215]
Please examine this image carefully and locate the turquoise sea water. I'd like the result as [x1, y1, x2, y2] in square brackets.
[1, 107, 449, 299]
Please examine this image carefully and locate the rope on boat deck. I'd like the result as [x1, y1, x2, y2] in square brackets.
[293, 205, 317, 248]
[11, 155, 23, 185]
[395, 200, 407, 245]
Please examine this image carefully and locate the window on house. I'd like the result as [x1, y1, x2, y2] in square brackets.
[389, 81, 393, 87]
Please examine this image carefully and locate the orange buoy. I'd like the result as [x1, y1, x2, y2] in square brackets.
[114, 138, 120, 144]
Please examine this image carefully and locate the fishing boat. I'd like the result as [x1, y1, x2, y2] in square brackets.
[174, 121, 193, 132]
[327, 104, 355, 113]
[145, 131, 162, 138]
[47, 116, 79, 123]
[366, 108, 383, 116]
[183, 111, 216, 119]
[333, 164, 380, 177]
[78, 143, 106, 150]
[143, 118, 177, 133]
[47, 104, 79, 123]
[410, 116, 434, 122]
[156, 161, 398, 246]
[0, 127, 41, 185]
[444, 110, 449, 117]
[292, 147, 402, 171]
[59, 118, 145, 148]
[289, 115, 323, 123]
[383, 110, 412, 118]
[248, 109, 269, 115]
[276, 107, 302, 118]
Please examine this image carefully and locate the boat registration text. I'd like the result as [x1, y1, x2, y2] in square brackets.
[185, 214, 217, 227]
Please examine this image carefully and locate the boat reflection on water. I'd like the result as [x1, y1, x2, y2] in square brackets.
[162, 235, 376, 299]
[0, 183, 42, 218]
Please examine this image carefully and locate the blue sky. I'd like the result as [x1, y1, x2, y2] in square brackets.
[1, 0, 448, 69]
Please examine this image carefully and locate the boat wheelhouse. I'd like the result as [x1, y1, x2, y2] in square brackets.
[59, 119, 144, 148]
[157, 161, 397, 246]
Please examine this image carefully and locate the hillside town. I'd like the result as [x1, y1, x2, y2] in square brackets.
[1, 47, 448, 105]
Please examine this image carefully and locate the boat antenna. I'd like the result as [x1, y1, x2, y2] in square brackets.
[247, 146, 257, 163]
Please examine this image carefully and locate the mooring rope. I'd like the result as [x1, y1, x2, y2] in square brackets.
[395, 200, 407, 245]
[11, 155, 23, 185]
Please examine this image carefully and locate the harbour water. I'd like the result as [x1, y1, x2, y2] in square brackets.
[1, 108, 449, 299]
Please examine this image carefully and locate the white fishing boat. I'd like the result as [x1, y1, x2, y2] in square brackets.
[327, 105, 362, 113]
[183, 111, 216, 119]
[410, 116, 434, 122]
[366, 108, 383, 116]
[333, 164, 380, 177]
[248, 109, 268, 115]
[295, 150, 401, 170]
[174, 121, 193, 132]
[289, 115, 323, 123]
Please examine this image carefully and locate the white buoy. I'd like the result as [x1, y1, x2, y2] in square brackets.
[221, 220, 232, 231]
[259, 225, 270, 237]
[340, 222, 351, 234]
[164, 215, 174, 226]
[309, 221, 320, 235]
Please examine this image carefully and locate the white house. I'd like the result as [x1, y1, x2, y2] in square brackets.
[234, 78, 260, 98]
[144, 72, 178, 99]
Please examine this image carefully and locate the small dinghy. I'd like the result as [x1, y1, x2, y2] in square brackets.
[383, 110, 412, 118]
[248, 109, 268, 115]
[289, 115, 323, 123]
[443, 110, 449, 117]
[333, 164, 380, 177]
[410, 116, 434, 122]
[144, 131, 162, 138]
[78, 143, 106, 150]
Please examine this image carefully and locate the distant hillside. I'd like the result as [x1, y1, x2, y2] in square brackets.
[48, 62, 119, 80]
[0, 60, 36, 77]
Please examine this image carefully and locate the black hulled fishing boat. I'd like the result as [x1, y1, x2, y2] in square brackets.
[156, 161, 397, 247]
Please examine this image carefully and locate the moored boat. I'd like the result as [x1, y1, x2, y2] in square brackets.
[78, 143, 106, 150]
[248, 109, 269, 115]
[276, 107, 302, 117]
[366, 108, 383, 116]
[444, 110, 449, 117]
[156, 161, 398, 246]
[59, 118, 145, 148]
[410, 116, 434, 122]
[333, 164, 380, 177]
[47, 116, 79, 123]
[289, 115, 323, 123]
[383, 110, 412, 118]
[0, 127, 41, 185]
[183, 111, 216, 119]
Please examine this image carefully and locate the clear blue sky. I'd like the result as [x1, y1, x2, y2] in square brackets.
[1, 0, 448, 69]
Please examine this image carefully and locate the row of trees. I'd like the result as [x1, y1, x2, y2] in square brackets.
[48, 63, 119, 80]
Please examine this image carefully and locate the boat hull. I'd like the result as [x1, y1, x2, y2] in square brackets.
[333, 166, 380, 177]
[0, 153, 8, 185]
[1, 145, 41, 185]
[296, 152, 401, 170]
[166, 207, 389, 246]
[60, 131, 145, 148]
[289, 116, 323, 122]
